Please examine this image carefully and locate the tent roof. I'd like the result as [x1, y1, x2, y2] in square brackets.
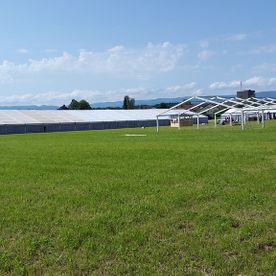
[0, 109, 199, 125]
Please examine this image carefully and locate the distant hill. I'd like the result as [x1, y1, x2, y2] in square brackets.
[93, 97, 187, 108]
[0, 90, 275, 110]
[0, 105, 58, 110]
[93, 91, 276, 108]
[256, 91, 276, 98]
[93, 95, 216, 108]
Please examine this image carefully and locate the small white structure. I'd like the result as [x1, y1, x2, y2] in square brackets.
[156, 108, 208, 131]
[170, 116, 193, 128]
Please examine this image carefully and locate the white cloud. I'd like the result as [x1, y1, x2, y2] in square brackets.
[244, 76, 276, 87]
[16, 48, 28, 54]
[253, 63, 276, 72]
[0, 42, 186, 82]
[197, 50, 215, 61]
[43, 49, 58, 53]
[209, 76, 276, 90]
[166, 82, 197, 92]
[250, 44, 276, 54]
[192, 89, 203, 96]
[209, 80, 240, 90]
[224, 33, 247, 41]
[0, 82, 200, 106]
[230, 64, 244, 72]
[199, 41, 209, 49]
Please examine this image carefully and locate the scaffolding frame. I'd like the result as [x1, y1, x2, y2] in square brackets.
[156, 96, 276, 132]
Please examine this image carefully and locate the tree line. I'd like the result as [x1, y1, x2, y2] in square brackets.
[58, 99, 92, 110]
[58, 96, 178, 110]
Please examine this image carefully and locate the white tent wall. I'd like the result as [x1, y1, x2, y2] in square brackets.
[0, 110, 171, 135]
[0, 110, 172, 125]
[222, 108, 276, 119]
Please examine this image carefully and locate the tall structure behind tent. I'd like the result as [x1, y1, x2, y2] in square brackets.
[237, 90, 255, 99]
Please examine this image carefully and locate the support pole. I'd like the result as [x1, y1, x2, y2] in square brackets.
[261, 110, 265, 128]
[229, 113, 232, 126]
[257, 112, 260, 125]
[214, 114, 217, 128]
[197, 115, 200, 129]
[241, 111, 245, 130]
[156, 116, 159, 132]
[244, 113, 247, 126]
[177, 114, 180, 130]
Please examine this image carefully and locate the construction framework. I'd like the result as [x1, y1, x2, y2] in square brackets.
[156, 96, 276, 132]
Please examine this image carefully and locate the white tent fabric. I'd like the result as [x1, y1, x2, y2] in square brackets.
[0, 109, 207, 125]
[222, 106, 276, 116]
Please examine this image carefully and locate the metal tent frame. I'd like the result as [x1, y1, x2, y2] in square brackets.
[156, 96, 276, 132]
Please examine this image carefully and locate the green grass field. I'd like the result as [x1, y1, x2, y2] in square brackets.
[0, 123, 276, 274]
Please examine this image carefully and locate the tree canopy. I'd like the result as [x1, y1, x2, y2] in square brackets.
[79, 100, 92, 110]
[68, 99, 92, 110]
[123, 96, 135, 109]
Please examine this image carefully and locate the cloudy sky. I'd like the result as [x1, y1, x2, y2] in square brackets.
[1, 0, 276, 105]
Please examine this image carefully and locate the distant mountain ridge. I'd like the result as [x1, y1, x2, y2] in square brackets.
[0, 105, 58, 110]
[0, 91, 275, 110]
[255, 91, 276, 98]
[93, 97, 186, 108]
[92, 91, 276, 108]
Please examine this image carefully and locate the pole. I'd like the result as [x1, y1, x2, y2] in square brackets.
[261, 110, 264, 128]
[197, 115, 199, 129]
[156, 116, 159, 132]
[214, 114, 217, 128]
[177, 114, 180, 130]
[241, 111, 245, 130]
[229, 113, 232, 127]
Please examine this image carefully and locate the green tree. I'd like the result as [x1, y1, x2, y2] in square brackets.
[68, 99, 80, 110]
[68, 99, 92, 110]
[123, 96, 130, 109]
[123, 96, 135, 109]
[159, 102, 169, 108]
[130, 98, 135, 109]
[58, 104, 69, 110]
[79, 99, 92, 110]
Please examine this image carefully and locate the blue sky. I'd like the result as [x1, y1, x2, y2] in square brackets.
[1, 0, 276, 105]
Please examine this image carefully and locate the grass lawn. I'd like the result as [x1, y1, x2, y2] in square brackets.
[0, 123, 276, 274]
